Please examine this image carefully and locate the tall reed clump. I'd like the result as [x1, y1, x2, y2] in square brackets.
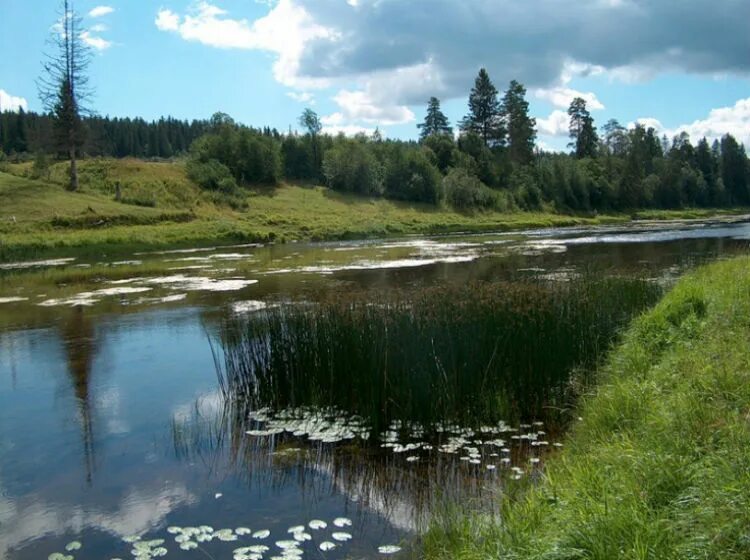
[217, 278, 660, 433]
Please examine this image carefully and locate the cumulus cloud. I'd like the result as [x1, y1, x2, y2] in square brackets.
[633, 97, 750, 146]
[155, 1, 336, 89]
[88, 6, 114, 18]
[0, 90, 28, 113]
[287, 91, 315, 104]
[535, 87, 604, 111]
[537, 110, 570, 137]
[155, 0, 750, 131]
[81, 30, 112, 51]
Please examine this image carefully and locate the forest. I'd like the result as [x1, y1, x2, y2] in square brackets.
[2, 67, 749, 214]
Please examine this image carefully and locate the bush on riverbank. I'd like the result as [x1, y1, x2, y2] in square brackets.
[423, 256, 750, 560]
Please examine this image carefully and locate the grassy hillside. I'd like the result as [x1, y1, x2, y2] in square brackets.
[2, 158, 747, 261]
[0, 159, 629, 260]
[424, 256, 750, 559]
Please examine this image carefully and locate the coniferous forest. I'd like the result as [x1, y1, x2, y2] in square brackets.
[2, 67, 748, 214]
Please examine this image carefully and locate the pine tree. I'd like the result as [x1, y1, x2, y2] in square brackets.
[417, 97, 452, 141]
[460, 68, 505, 147]
[568, 97, 598, 158]
[37, 0, 92, 190]
[501, 80, 536, 164]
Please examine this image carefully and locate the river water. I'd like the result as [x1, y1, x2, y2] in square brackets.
[1, 217, 749, 559]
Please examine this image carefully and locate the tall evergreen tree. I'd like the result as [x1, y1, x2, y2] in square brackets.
[460, 68, 505, 147]
[568, 97, 598, 159]
[501, 80, 536, 164]
[720, 134, 749, 204]
[38, 0, 92, 191]
[417, 97, 452, 140]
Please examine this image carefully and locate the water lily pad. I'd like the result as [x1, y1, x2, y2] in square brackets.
[308, 519, 327, 530]
[319, 541, 336, 551]
[252, 530, 270, 539]
[65, 541, 82, 551]
[235, 527, 252, 536]
[378, 545, 402, 554]
[331, 532, 352, 542]
[332, 517, 352, 528]
[179, 541, 198, 551]
[275, 539, 300, 549]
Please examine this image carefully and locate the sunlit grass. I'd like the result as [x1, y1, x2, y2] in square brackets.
[423, 256, 750, 559]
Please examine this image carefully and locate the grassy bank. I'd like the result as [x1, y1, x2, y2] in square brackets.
[1, 159, 747, 262]
[424, 256, 750, 559]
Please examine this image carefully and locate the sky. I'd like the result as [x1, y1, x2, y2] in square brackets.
[1, 0, 749, 150]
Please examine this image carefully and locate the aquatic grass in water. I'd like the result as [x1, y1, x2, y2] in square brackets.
[217, 278, 660, 432]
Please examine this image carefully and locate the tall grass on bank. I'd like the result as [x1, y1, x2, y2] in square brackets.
[423, 257, 750, 560]
[217, 279, 660, 433]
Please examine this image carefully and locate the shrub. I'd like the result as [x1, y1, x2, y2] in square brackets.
[443, 168, 499, 210]
[322, 139, 384, 196]
[385, 148, 443, 204]
[186, 158, 238, 193]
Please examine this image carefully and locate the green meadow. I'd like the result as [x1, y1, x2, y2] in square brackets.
[5, 158, 743, 262]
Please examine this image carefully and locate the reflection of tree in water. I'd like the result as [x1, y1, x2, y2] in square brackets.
[60, 307, 98, 486]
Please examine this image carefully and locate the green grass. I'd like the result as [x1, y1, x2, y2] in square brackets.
[217, 278, 660, 435]
[0, 159, 624, 261]
[423, 256, 750, 560]
[2, 158, 748, 262]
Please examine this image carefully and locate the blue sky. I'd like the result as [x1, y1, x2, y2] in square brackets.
[1, 0, 749, 150]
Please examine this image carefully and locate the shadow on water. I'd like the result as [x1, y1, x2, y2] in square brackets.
[60, 307, 99, 486]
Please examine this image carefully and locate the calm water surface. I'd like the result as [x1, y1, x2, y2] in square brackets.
[1, 217, 749, 559]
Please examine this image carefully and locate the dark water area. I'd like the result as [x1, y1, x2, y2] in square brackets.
[1, 217, 749, 559]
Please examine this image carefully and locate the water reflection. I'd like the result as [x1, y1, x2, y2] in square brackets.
[60, 308, 99, 485]
[0, 220, 749, 558]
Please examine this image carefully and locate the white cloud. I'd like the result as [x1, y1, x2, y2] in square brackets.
[287, 91, 315, 104]
[0, 89, 28, 113]
[88, 6, 114, 18]
[535, 87, 604, 111]
[633, 98, 750, 146]
[155, 9, 180, 32]
[537, 110, 569, 137]
[154, 1, 337, 89]
[81, 30, 112, 51]
[332, 89, 414, 125]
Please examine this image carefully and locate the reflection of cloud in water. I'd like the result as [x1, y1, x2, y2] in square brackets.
[0, 480, 196, 558]
[171, 390, 224, 424]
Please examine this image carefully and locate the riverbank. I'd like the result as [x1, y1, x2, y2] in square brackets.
[423, 256, 750, 559]
[1, 160, 748, 262]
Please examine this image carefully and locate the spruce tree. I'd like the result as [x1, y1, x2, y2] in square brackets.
[38, 0, 92, 190]
[418, 97, 452, 141]
[501, 80, 536, 164]
[460, 68, 505, 147]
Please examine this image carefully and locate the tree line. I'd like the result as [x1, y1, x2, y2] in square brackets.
[2, 60, 749, 211]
